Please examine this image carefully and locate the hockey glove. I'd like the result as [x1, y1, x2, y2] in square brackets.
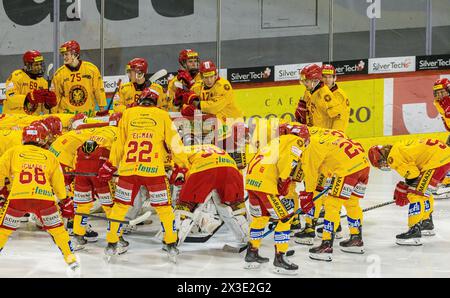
[169, 165, 188, 186]
[277, 178, 292, 196]
[299, 191, 314, 213]
[295, 100, 308, 124]
[181, 104, 196, 117]
[43, 90, 57, 109]
[177, 69, 195, 89]
[59, 197, 75, 219]
[26, 89, 47, 105]
[393, 181, 410, 206]
[97, 160, 117, 183]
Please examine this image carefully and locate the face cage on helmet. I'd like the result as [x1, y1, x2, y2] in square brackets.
[25, 60, 46, 76]
[434, 88, 449, 98]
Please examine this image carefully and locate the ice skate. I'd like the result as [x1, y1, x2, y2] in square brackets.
[65, 254, 81, 278]
[273, 248, 298, 275]
[309, 240, 333, 262]
[162, 242, 179, 263]
[244, 243, 269, 269]
[84, 224, 98, 242]
[119, 236, 129, 248]
[72, 234, 87, 251]
[104, 241, 128, 260]
[294, 223, 316, 245]
[396, 224, 422, 246]
[339, 234, 365, 254]
[421, 215, 435, 236]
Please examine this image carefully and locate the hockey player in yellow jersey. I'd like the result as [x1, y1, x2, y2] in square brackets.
[299, 128, 370, 261]
[51, 40, 107, 116]
[167, 49, 202, 112]
[113, 58, 168, 113]
[368, 139, 450, 245]
[98, 88, 189, 261]
[295, 64, 346, 130]
[244, 124, 309, 275]
[3, 50, 57, 115]
[0, 124, 79, 272]
[320, 64, 350, 132]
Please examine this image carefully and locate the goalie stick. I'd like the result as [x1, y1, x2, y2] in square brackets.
[63, 171, 119, 177]
[223, 186, 332, 253]
[75, 210, 152, 226]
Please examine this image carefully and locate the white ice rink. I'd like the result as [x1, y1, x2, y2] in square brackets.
[1, 169, 450, 278]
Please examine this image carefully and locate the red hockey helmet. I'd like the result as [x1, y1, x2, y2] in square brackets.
[322, 64, 336, 76]
[178, 49, 199, 66]
[22, 124, 49, 146]
[41, 116, 63, 136]
[23, 50, 45, 76]
[109, 112, 122, 127]
[138, 87, 160, 106]
[433, 78, 450, 98]
[279, 123, 310, 146]
[199, 60, 217, 77]
[300, 64, 322, 81]
[60, 40, 80, 55]
[368, 145, 390, 170]
[126, 58, 148, 74]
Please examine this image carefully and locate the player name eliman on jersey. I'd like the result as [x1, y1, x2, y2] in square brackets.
[131, 132, 153, 139]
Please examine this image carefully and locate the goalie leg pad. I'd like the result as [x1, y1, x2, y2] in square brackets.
[175, 201, 205, 246]
[212, 192, 249, 244]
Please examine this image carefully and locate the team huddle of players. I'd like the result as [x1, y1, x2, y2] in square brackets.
[0, 40, 450, 275]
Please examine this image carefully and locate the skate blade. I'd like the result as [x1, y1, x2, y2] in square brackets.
[396, 238, 422, 246]
[335, 232, 343, 239]
[294, 238, 314, 246]
[340, 246, 365, 254]
[72, 245, 86, 252]
[309, 253, 332, 262]
[244, 262, 263, 270]
[66, 263, 81, 278]
[168, 254, 177, 264]
[85, 237, 98, 243]
[272, 266, 298, 275]
[422, 230, 435, 236]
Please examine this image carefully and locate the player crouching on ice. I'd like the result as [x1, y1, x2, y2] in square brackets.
[97, 88, 189, 262]
[368, 139, 450, 245]
[0, 124, 79, 272]
[244, 124, 309, 275]
[174, 137, 248, 247]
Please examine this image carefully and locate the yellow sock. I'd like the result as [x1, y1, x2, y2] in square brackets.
[249, 216, 270, 249]
[274, 220, 291, 253]
[407, 193, 424, 227]
[343, 196, 363, 235]
[154, 205, 177, 244]
[47, 226, 76, 264]
[423, 195, 434, 221]
[0, 228, 13, 252]
[322, 196, 343, 241]
[102, 205, 113, 218]
[73, 202, 93, 236]
[106, 202, 130, 244]
[305, 195, 323, 225]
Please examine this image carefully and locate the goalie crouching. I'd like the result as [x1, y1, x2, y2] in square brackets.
[174, 136, 249, 247]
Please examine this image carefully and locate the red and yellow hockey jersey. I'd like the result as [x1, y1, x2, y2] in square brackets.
[3, 69, 49, 115]
[0, 144, 66, 200]
[387, 138, 450, 179]
[109, 106, 188, 177]
[245, 134, 306, 195]
[0, 129, 23, 157]
[191, 77, 243, 122]
[433, 99, 450, 131]
[303, 82, 347, 130]
[301, 129, 369, 193]
[329, 84, 350, 132]
[113, 81, 168, 113]
[51, 61, 106, 116]
[185, 144, 238, 175]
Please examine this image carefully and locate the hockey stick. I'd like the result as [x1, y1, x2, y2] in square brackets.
[45, 63, 54, 113]
[223, 186, 331, 253]
[315, 199, 396, 228]
[75, 210, 152, 226]
[147, 69, 168, 83]
[63, 171, 119, 177]
[105, 78, 122, 111]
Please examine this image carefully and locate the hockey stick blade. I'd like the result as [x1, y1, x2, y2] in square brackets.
[148, 69, 168, 83]
[128, 211, 152, 226]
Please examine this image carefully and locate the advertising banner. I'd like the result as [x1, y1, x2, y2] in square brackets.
[368, 56, 415, 74]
